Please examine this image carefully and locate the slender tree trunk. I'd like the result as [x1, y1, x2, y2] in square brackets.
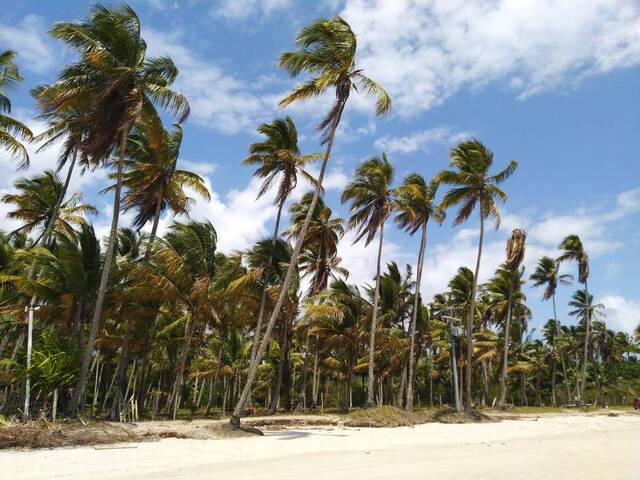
[250, 199, 285, 366]
[170, 315, 196, 419]
[552, 294, 570, 404]
[230, 96, 347, 428]
[406, 222, 427, 411]
[300, 332, 310, 409]
[465, 206, 485, 413]
[578, 279, 591, 402]
[68, 132, 127, 416]
[498, 279, 514, 408]
[366, 223, 385, 407]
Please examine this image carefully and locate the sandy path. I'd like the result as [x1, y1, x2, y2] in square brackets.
[3, 414, 639, 479]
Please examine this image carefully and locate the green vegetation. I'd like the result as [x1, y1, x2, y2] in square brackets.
[0, 4, 638, 434]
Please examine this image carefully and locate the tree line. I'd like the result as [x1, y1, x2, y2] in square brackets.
[0, 5, 638, 426]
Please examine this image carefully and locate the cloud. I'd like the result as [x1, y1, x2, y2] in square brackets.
[338, 230, 410, 288]
[210, 0, 292, 21]
[600, 295, 640, 334]
[374, 126, 473, 154]
[341, 0, 640, 117]
[143, 28, 274, 134]
[0, 15, 58, 74]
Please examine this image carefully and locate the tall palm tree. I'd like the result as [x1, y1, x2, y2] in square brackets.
[2, 171, 96, 244]
[0, 50, 33, 168]
[530, 256, 573, 404]
[36, 4, 190, 415]
[496, 229, 526, 408]
[342, 153, 394, 407]
[435, 140, 518, 413]
[394, 174, 444, 410]
[243, 116, 318, 365]
[109, 123, 209, 418]
[558, 234, 591, 402]
[230, 16, 390, 429]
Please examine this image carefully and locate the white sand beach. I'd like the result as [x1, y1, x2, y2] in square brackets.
[3, 414, 639, 480]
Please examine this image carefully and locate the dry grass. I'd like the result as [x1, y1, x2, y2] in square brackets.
[0, 420, 140, 450]
[343, 406, 436, 427]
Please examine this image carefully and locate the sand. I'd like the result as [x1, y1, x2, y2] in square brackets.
[3, 413, 639, 479]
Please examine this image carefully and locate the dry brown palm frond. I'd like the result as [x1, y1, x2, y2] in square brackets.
[505, 228, 526, 271]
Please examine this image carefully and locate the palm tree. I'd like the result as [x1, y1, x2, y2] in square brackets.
[394, 174, 444, 410]
[144, 221, 217, 418]
[108, 123, 210, 418]
[2, 171, 97, 244]
[342, 153, 394, 407]
[242, 116, 318, 366]
[0, 50, 33, 168]
[435, 140, 518, 413]
[286, 192, 346, 296]
[496, 229, 526, 408]
[122, 123, 210, 246]
[530, 256, 573, 404]
[558, 234, 591, 402]
[230, 16, 390, 429]
[36, 4, 190, 415]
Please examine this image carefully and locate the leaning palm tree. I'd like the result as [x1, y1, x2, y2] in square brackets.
[243, 116, 319, 365]
[558, 234, 591, 402]
[497, 229, 526, 408]
[2, 171, 97, 244]
[36, 4, 190, 415]
[230, 16, 390, 429]
[341, 153, 395, 407]
[530, 256, 573, 404]
[0, 50, 33, 168]
[435, 140, 518, 413]
[394, 174, 444, 410]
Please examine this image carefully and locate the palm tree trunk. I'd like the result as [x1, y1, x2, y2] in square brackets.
[68, 132, 127, 416]
[498, 279, 514, 408]
[366, 222, 385, 407]
[250, 198, 285, 366]
[578, 280, 591, 402]
[170, 315, 196, 419]
[465, 206, 485, 413]
[406, 222, 427, 411]
[230, 97, 347, 429]
[552, 294, 570, 404]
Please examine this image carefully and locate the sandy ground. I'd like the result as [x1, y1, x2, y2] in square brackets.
[3, 414, 639, 480]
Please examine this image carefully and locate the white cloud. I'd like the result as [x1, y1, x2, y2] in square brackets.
[0, 15, 58, 74]
[338, 230, 410, 288]
[143, 28, 274, 134]
[341, 0, 640, 117]
[210, 0, 292, 21]
[600, 295, 640, 334]
[374, 126, 473, 154]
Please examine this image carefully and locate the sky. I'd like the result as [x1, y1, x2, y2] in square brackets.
[0, 0, 639, 336]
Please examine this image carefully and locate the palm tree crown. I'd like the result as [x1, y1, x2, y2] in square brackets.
[530, 256, 572, 301]
[120, 123, 210, 231]
[243, 116, 319, 206]
[341, 153, 395, 245]
[435, 140, 518, 226]
[278, 17, 390, 142]
[0, 50, 33, 168]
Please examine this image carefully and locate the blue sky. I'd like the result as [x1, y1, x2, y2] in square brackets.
[1, 0, 639, 335]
